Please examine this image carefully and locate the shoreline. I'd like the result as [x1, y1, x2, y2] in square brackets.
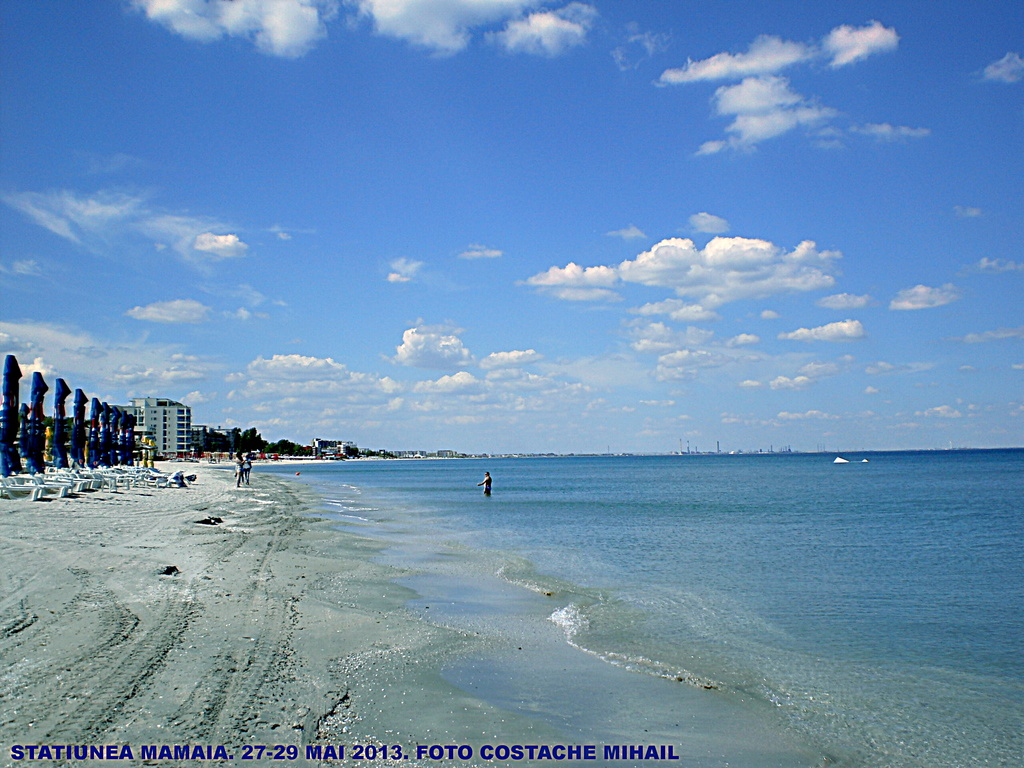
[0, 463, 567, 767]
[265, 462, 828, 768]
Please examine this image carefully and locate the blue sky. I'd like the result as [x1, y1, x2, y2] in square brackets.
[1, 0, 1021, 454]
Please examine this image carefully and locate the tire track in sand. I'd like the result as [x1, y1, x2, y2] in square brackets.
[168, 495, 306, 743]
[10, 567, 198, 743]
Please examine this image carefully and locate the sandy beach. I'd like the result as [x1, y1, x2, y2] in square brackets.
[0, 464, 564, 767]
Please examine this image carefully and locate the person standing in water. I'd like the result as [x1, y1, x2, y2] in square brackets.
[477, 471, 492, 495]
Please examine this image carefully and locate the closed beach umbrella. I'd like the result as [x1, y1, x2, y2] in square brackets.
[18, 404, 30, 470]
[24, 372, 49, 474]
[98, 402, 111, 468]
[115, 407, 129, 466]
[52, 378, 71, 469]
[71, 389, 87, 467]
[88, 398, 101, 468]
[0, 354, 22, 477]
[110, 406, 122, 466]
[123, 411, 136, 466]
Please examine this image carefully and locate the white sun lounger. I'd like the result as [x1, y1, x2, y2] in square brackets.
[0, 479, 43, 501]
[1, 476, 69, 499]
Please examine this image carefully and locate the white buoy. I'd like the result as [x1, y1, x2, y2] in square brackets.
[834, 456, 850, 464]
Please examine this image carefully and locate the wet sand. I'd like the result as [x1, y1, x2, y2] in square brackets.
[0, 464, 562, 767]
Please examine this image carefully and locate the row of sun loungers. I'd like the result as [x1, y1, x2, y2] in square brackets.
[0, 467, 175, 501]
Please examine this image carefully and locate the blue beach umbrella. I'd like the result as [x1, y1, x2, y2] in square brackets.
[98, 403, 112, 468]
[110, 406, 122, 466]
[115, 407, 129, 466]
[23, 372, 49, 474]
[0, 354, 22, 477]
[18, 404, 30, 470]
[71, 389, 87, 467]
[88, 398, 102, 468]
[123, 411, 136, 466]
[52, 378, 71, 469]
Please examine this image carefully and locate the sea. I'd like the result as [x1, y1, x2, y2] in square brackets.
[264, 450, 1023, 767]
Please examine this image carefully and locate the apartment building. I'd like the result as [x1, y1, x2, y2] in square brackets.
[127, 397, 192, 457]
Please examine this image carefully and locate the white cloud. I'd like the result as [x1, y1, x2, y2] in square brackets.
[479, 349, 543, 369]
[230, 354, 401, 406]
[889, 284, 960, 310]
[865, 360, 934, 375]
[760, 309, 780, 319]
[617, 236, 839, 305]
[192, 232, 249, 260]
[983, 52, 1024, 83]
[688, 212, 730, 234]
[393, 325, 475, 370]
[248, 353, 351, 378]
[701, 76, 837, 153]
[523, 261, 621, 301]
[659, 35, 813, 84]
[727, 333, 760, 347]
[0, 259, 43, 277]
[632, 299, 721, 323]
[975, 257, 1022, 272]
[458, 244, 503, 259]
[778, 319, 866, 342]
[0, 320, 219, 394]
[628, 322, 714, 354]
[655, 348, 729, 380]
[413, 371, 483, 393]
[493, 3, 597, 57]
[852, 123, 930, 142]
[3, 187, 250, 270]
[956, 326, 1024, 344]
[798, 361, 842, 378]
[918, 405, 962, 419]
[355, 0, 533, 54]
[660, 22, 899, 153]
[606, 225, 647, 240]
[528, 236, 839, 307]
[817, 292, 872, 309]
[126, 299, 212, 324]
[387, 257, 424, 283]
[777, 409, 840, 420]
[3, 188, 143, 244]
[955, 206, 983, 218]
[662, 21, 900, 85]
[181, 390, 217, 405]
[823, 20, 899, 68]
[131, 0, 335, 58]
[769, 376, 813, 390]
[612, 24, 669, 71]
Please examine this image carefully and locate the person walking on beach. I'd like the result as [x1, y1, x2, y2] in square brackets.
[242, 455, 252, 485]
[234, 454, 245, 487]
[477, 471, 492, 495]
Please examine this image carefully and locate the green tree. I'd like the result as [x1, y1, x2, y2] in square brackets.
[239, 427, 266, 453]
[265, 439, 311, 456]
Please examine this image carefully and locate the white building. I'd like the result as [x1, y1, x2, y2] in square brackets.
[312, 438, 358, 458]
[127, 398, 192, 457]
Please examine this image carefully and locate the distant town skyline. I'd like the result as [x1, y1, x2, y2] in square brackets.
[2, 1, 1022, 454]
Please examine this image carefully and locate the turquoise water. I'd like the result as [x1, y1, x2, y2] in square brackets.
[269, 451, 1024, 767]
